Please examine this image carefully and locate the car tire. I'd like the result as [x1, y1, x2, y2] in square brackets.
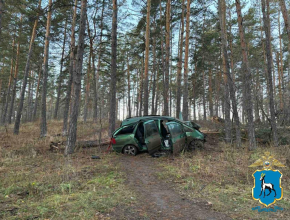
[188, 140, 204, 150]
[123, 145, 138, 156]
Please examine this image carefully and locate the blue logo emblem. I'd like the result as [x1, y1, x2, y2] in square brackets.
[252, 170, 283, 207]
[249, 152, 286, 207]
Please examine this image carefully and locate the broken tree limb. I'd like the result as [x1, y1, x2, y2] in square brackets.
[50, 139, 110, 152]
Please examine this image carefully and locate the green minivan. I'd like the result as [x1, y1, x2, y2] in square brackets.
[111, 116, 205, 156]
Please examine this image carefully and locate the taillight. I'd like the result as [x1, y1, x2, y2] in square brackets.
[111, 138, 116, 144]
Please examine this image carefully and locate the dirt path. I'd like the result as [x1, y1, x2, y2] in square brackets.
[112, 153, 231, 220]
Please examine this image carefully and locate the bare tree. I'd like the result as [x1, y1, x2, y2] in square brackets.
[65, 0, 87, 155]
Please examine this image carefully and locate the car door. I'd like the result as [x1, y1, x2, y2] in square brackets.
[144, 120, 162, 154]
[166, 122, 187, 155]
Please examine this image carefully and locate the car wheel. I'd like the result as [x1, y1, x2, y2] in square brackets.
[123, 145, 138, 156]
[188, 140, 204, 150]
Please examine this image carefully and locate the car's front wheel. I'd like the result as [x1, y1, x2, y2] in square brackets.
[123, 145, 138, 156]
[188, 139, 204, 150]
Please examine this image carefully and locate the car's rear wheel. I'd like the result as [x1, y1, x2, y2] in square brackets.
[188, 139, 204, 150]
[123, 145, 138, 156]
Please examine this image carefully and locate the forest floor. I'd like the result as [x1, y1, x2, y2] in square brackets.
[0, 120, 290, 219]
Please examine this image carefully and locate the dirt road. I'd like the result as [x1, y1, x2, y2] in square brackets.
[112, 153, 231, 220]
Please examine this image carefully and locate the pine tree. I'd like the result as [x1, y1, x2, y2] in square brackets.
[65, 0, 87, 155]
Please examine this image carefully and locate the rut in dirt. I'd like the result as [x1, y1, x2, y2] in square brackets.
[113, 154, 231, 220]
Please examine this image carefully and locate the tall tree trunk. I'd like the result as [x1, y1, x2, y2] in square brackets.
[2, 38, 15, 124]
[176, 0, 184, 118]
[215, 64, 221, 116]
[143, 0, 151, 115]
[139, 60, 144, 116]
[219, 0, 241, 146]
[65, 0, 87, 155]
[127, 52, 131, 117]
[27, 70, 34, 122]
[92, 0, 104, 121]
[151, 16, 157, 115]
[202, 68, 206, 120]
[109, 0, 118, 135]
[262, 0, 279, 147]
[277, 52, 283, 110]
[235, 0, 256, 150]
[14, 0, 41, 135]
[83, 41, 91, 122]
[8, 15, 22, 124]
[54, 18, 67, 119]
[0, 0, 3, 36]
[163, 0, 170, 115]
[26, 71, 31, 121]
[40, 0, 52, 137]
[278, 10, 284, 110]
[201, 14, 207, 121]
[32, 64, 41, 120]
[254, 69, 261, 121]
[280, 0, 290, 43]
[87, 19, 96, 121]
[155, 68, 159, 115]
[228, 9, 235, 83]
[209, 68, 213, 117]
[63, 0, 77, 135]
[182, 0, 190, 120]
[280, 0, 290, 94]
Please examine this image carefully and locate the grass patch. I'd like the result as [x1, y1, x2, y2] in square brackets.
[157, 142, 290, 220]
[0, 120, 134, 219]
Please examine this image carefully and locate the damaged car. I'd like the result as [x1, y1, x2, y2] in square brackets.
[111, 116, 205, 156]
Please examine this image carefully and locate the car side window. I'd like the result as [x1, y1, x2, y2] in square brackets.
[116, 125, 135, 136]
[183, 126, 194, 132]
[167, 123, 183, 138]
[144, 121, 158, 138]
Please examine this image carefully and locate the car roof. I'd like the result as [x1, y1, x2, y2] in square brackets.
[121, 115, 183, 126]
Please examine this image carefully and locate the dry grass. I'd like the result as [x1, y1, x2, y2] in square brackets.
[157, 140, 290, 220]
[1, 120, 290, 219]
[0, 120, 134, 220]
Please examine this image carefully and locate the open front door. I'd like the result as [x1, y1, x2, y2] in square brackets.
[144, 120, 161, 154]
[166, 122, 187, 155]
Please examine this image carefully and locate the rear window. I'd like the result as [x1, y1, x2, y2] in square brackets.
[116, 125, 135, 136]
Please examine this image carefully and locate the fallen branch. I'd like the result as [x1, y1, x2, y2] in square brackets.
[49, 139, 110, 151]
